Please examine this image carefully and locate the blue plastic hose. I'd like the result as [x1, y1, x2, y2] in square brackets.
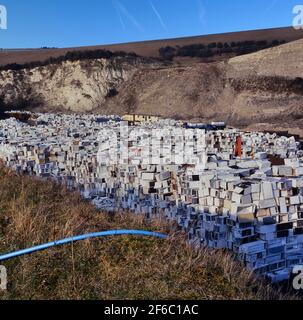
[0, 230, 168, 262]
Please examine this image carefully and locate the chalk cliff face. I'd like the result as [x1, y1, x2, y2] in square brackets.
[224, 38, 303, 135]
[0, 57, 142, 112]
[102, 40, 303, 135]
[1, 39, 303, 136]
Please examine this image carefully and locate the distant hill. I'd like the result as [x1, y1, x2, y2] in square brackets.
[1, 27, 303, 137]
[0, 26, 303, 66]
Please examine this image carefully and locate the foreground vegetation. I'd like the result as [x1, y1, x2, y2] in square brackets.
[0, 167, 296, 300]
[159, 39, 286, 60]
[0, 49, 140, 72]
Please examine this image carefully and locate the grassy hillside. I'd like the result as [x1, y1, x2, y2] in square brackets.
[0, 166, 296, 300]
[0, 27, 302, 66]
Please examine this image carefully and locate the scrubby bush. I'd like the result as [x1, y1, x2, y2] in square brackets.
[158, 38, 286, 61]
[159, 46, 176, 61]
[0, 49, 139, 72]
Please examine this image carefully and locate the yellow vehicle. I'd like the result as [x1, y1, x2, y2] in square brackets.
[122, 114, 159, 124]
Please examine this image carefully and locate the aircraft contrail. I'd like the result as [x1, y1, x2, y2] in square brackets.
[198, 0, 206, 25]
[112, 0, 126, 30]
[150, 1, 168, 32]
[114, 0, 144, 32]
[265, 0, 279, 13]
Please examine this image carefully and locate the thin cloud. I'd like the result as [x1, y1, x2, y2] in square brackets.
[198, 0, 206, 25]
[112, 0, 126, 30]
[265, 0, 279, 13]
[150, 1, 168, 32]
[113, 0, 144, 32]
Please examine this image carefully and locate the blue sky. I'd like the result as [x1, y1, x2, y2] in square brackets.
[0, 0, 301, 48]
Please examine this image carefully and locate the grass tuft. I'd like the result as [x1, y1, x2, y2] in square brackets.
[0, 166, 297, 300]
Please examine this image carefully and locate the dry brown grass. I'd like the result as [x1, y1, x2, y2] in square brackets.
[0, 166, 297, 300]
[1, 27, 302, 66]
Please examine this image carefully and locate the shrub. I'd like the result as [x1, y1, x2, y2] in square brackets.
[0, 50, 139, 72]
[158, 38, 285, 61]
